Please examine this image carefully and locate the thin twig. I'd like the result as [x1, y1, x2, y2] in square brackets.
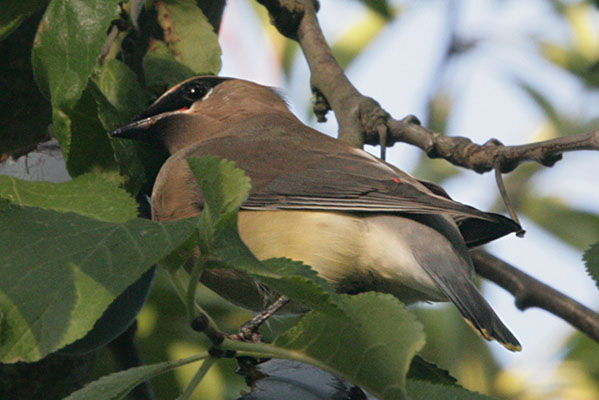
[99, 25, 120, 65]
[176, 357, 217, 400]
[231, 296, 290, 342]
[385, 121, 599, 173]
[494, 166, 525, 237]
[168, 270, 225, 346]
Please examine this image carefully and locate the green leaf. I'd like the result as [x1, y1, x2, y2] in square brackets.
[93, 59, 148, 122]
[564, 332, 599, 378]
[92, 59, 154, 195]
[407, 356, 457, 386]
[160, 232, 199, 272]
[187, 155, 250, 253]
[407, 379, 493, 400]
[211, 240, 344, 314]
[426, 91, 453, 135]
[32, 0, 121, 176]
[412, 157, 460, 185]
[187, 156, 343, 314]
[187, 156, 251, 220]
[155, 0, 221, 75]
[413, 307, 499, 390]
[258, 314, 304, 342]
[65, 87, 120, 176]
[331, 9, 390, 69]
[143, 39, 197, 94]
[0, 205, 197, 362]
[583, 242, 599, 291]
[0, 173, 137, 222]
[0, 0, 48, 41]
[281, 40, 299, 78]
[540, 2, 599, 89]
[516, 80, 561, 127]
[520, 195, 599, 250]
[218, 217, 343, 315]
[274, 293, 426, 400]
[515, 80, 598, 135]
[357, 0, 395, 20]
[258, 258, 343, 314]
[0, 11, 52, 158]
[64, 353, 206, 400]
[32, 0, 120, 107]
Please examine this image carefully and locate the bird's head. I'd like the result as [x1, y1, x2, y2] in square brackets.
[111, 76, 290, 154]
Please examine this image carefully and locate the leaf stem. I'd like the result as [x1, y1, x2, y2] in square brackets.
[167, 268, 223, 344]
[186, 257, 207, 323]
[220, 339, 315, 369]
[167, 268, 193, 308]
[176, 357, 218, 400]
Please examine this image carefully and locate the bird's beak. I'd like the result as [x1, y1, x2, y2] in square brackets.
[110, 110, 186, 144]
[110, 84, 195, 144]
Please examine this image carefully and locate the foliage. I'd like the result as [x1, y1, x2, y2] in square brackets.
[0, 0, 463, 389]
[0, 202, 197, 362]
[64, 353, 207, 400]
[0, 0, 598, 399]
[584, 243, 599, 290]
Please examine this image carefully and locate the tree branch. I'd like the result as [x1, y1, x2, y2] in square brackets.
[258, 0, 372, 147]
[259, 0, 599, 172]
[472, 250, 599, 342]
[256, 0, 599, 343]
[384, 121, 599, 173]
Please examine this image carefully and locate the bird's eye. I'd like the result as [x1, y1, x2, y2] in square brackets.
[183, 83, 205, 101]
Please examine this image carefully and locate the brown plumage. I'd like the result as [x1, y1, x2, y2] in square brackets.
[112, 77, 522, 351]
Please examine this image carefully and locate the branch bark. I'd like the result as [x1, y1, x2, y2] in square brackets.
[256, 0, 599, 343]
[384, 122, 599, 173]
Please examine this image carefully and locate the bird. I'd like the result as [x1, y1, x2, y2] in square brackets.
[112, 76, 522, 351]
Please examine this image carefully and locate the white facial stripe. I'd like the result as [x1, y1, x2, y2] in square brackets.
[201, 87, 214, 100]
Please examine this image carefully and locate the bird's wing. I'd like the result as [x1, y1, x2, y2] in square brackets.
[245, 166, 478, 214]
[182, 127, 520, 245]
[415, 178, 521, 247]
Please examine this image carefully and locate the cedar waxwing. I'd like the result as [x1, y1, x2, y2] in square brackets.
[112, 77, 522, 351]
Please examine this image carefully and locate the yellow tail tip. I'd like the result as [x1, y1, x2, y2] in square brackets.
[464, 319, 522, 352]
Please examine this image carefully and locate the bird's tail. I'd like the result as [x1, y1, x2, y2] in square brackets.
[433, 275, 521, 351]
[406, 214, 521, 351]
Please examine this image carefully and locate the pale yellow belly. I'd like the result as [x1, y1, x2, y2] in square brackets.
[237, 210, 446, 303]
[238, 210, 364, 283]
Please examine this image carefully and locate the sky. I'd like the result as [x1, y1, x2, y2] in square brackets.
[218, 0, 599, 383]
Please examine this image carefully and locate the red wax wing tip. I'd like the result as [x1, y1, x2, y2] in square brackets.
[392, 177, 401, 183]
[178, 107, 189, 112]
